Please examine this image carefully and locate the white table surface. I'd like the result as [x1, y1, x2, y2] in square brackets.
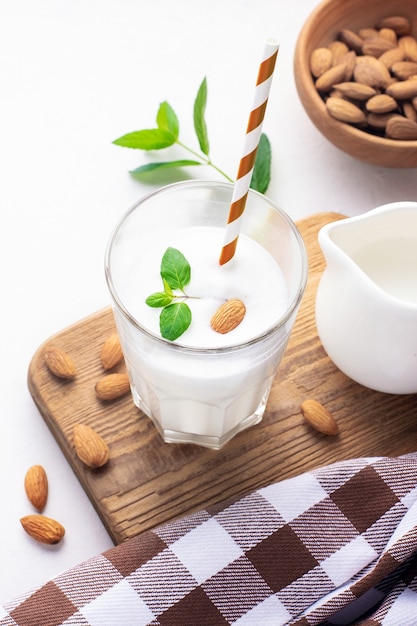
[1, 0, 417, 605]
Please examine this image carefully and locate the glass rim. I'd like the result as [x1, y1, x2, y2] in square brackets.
[105, 179, 308, 353]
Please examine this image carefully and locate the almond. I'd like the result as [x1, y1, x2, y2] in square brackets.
[310, 47, 333, 77]
[20, 515, 65, 544]
[311, 18, 417, 142]
[367, 112, 398, 129]
[386, 115, 417, 140]
[24, 465, 48, 512]
[333, 81, 377, 100]
[359, 28, 378, 40]
[301, 399, 339, 436]
[100, 333, 124, 370]
[210, 299, 246, 334]
[315, 63, 348, 92]
[329, 89, 344, 99]
[378, 28, 397, 44]
[386, 79, 417, 100]
[95, 372, 130, 401]
[44, 346, 77, 380]
[391, 61, 417, 80]
[326, 97, 366, 124]
[353, 55, 391, 88]
[403, 101, 417, 122]
[339, 28, 363, 54]
[339, 50, 356, 80]
[328, 40, 349, 63]
[362, 36, 396, 57]
[378, 16, 411, 36]
[365, 94, 398, 114]
[398, 35, 417, 62]
[73, 423, 110, 468]
[379, 46, 406, 68]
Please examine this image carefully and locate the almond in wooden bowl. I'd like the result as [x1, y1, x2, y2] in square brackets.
[294, 0, 417, 168]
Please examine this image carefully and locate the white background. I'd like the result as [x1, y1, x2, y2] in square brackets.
[1, 0, 416, 604]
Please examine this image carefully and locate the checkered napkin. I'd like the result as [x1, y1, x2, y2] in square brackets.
[3, 454, 417, 626]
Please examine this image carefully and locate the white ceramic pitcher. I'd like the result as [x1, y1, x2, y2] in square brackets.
[315, 201, 417, 394]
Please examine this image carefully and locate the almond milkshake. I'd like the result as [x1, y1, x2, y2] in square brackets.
[105, 181, 307, 449]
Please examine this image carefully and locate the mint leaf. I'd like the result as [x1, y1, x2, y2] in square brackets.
[145, 278, 173, 307]
[146, 250, 194, 340]
[156, 101, 179, 139]
[113, 79, 274, 192]
[113, 129, 176, 150]
[161, 247, 191, 291]
[162, 278, 173, 296]
[145, 292, 173, 307]
[250, 133, 271, 193]
[130, 160, 202, 175]
[193, 77, 209, 156]
[160, 302, 192, 341]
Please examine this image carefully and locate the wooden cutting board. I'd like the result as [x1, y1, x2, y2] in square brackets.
[27, 213, 417, 545]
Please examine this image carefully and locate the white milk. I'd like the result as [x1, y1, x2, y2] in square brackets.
[123, 226, 288, 347]
[352, 237, 417, 304]
[112, 226, 291, 448]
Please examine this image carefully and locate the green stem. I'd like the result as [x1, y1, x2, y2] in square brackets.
[207, 159, 234, 182]
[176, 140, 233, 182]
[174, 293, 200, 301]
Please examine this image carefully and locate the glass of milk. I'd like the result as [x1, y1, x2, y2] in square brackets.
[105, 181, 307, 449]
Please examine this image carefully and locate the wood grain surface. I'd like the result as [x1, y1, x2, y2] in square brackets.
[27, 212, 417, 545]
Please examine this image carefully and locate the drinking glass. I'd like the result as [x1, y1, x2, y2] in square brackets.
[105, 180, 307, 449]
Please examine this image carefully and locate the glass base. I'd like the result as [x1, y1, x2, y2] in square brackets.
[131, 386, 270, 450]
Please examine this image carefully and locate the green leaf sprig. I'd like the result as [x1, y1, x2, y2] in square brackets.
[113, 78, 272, 194]
[146, 247, 195, 341]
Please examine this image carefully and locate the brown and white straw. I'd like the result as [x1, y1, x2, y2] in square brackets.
[219, 39, 279, 265]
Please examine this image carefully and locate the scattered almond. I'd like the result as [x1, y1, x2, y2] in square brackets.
[95, 372, 130, 401]
[20, 514, 65, 545]
[24, 465, 48, 512]
[301, 399, 339, 436]
[44, 346, 77, 380]
[100, 333, 124, 370]
[210, 299, 246, 334]
[73, 423, 110, 468]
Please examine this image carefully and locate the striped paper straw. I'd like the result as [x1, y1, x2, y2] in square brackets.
[219, 38, 279, 266]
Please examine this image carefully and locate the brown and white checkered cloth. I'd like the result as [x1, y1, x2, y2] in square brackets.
[3, 454, 417, 625]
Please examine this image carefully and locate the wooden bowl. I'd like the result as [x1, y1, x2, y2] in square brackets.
[294, 0, 417, 168]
